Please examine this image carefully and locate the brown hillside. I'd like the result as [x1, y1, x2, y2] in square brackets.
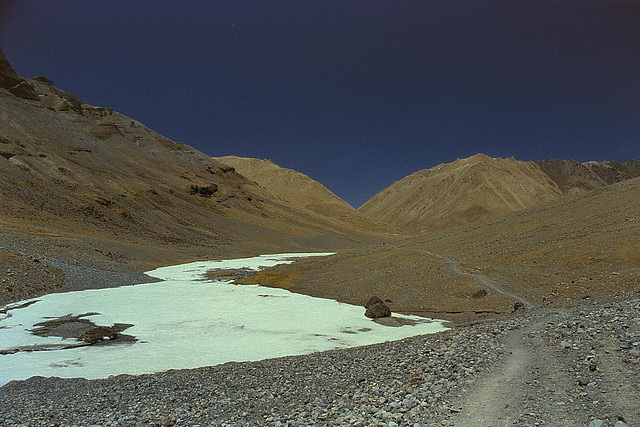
[0, 50, 384, 304]
[359, 154, 563, 234]
[215, 156, 399, 237]
[240, 177, 640, 322]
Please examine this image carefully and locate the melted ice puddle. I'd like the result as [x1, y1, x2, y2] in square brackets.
[0, 253, 447, 385]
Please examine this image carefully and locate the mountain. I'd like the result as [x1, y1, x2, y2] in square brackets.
[359, 154, 563, 234]
[0, 49, 385, 304]
[535, 158, 640, 195]
[214, 156, 398, 236]
[240, 176, 640, 321]
[359, 154, 640, 234]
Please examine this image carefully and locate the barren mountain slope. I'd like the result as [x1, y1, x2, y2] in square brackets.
[238, 177, 640, 322]
[536, 158, 640, 195]
[0, 49, 383, 304]
[359, 154, 563, 233]
[215, 156, 399, 236]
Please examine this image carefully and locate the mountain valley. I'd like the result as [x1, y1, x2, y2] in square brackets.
[1, 47, 639, 426]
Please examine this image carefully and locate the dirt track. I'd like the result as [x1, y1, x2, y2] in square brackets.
[391, 246, 535, 309]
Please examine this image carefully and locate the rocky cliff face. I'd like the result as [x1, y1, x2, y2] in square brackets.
[0, 48, 38, 100]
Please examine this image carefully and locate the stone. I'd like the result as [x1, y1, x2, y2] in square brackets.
[0, 50, 38, 100]
[588, 420, 603, 427]
[0, 48, 22, 89]
[43, 96, 70, 112]
[513, 301, 525, 312]
[365, 301, 391, 319]
[471, 289, 487, 298]
[30, 75, 53, 84]
[81, 326, 118, 343]
[365, 296, 384, 308]
[8, 80, 39, 101]
[577, 377, 590, 386]
[163, 414, 177, 427]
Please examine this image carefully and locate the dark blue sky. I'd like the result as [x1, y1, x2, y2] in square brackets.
[1, 1, 639, 207]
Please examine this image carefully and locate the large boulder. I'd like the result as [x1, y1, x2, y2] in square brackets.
[364, 295, 391, 318]
[365, 296, 383, 308]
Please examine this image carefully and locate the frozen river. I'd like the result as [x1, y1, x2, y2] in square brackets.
[0, 253, 446, 386]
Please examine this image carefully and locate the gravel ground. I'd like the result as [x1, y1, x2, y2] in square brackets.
[0, 232, 159, 305]
[45, 260, 160, 294]
[1, 293, 638, 426]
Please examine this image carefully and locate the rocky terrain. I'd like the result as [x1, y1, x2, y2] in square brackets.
[359, 153, 640, 234]
[1, 292, 637, 426]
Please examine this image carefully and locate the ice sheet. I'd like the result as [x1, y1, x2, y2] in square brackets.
[0, 253, 446, 385]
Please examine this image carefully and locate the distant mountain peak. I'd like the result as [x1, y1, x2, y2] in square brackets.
[359, 154, 639, 234]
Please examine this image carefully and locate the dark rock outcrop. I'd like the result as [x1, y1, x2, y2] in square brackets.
[536, 158, 640, 195]
[189, 184, 218, 197]
[90, 123, 124, 140]
[365, 296, 384, 308]
[8, 80, 39, 100]
[31, 75, 53, 84]
[0, 48, 22, 89]
[0, 48, 38, 100]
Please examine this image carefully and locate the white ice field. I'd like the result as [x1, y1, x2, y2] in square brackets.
[0, 253, 447, 386]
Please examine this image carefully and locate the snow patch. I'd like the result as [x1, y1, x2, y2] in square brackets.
[0, 253, 446, 385]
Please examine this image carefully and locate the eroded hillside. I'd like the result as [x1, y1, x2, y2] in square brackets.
[215, 156, 400, 237]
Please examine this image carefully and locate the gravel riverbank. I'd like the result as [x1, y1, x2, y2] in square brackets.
[2, 292, 638, 426]
[0, 231, 160, 305]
